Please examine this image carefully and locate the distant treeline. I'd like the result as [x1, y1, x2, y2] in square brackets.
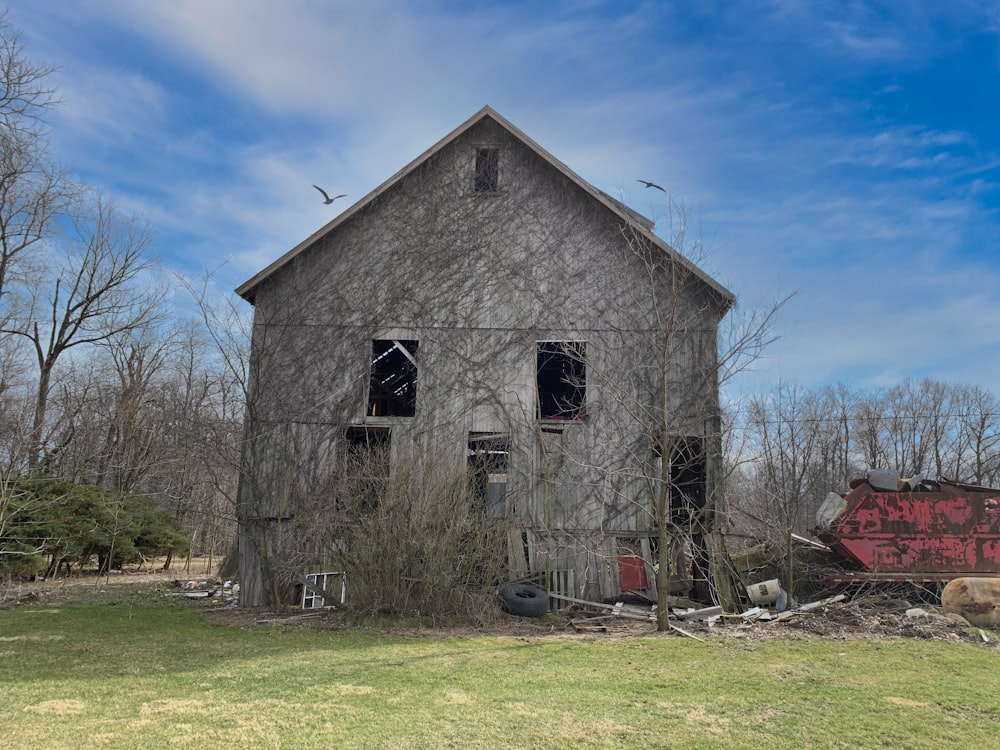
[726, 378, 999, 540]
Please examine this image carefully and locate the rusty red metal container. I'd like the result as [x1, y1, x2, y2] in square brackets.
[815, 479, 1000, 575]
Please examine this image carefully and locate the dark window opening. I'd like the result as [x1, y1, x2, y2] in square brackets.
[536, 341, 585, 419]
[368, 339, 417, 417]
[474, 147, 499, 192]
[468, 432, 509, 517]
[345, 425, 391, 457]
[667, 437, 706, 525]
[339, 425, 391, 512]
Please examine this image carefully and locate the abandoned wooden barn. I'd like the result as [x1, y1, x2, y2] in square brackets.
[234, 106, 735, 608]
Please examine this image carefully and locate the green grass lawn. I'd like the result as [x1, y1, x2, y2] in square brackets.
[1, 593, 998, 749]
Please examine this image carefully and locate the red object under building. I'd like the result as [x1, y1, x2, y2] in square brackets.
[815, 477, 1000, 576]
[618, 555, 648, 591]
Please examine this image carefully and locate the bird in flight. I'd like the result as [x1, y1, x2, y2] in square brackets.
[313, 185, 347, 204]
[637, 179, 666, 192]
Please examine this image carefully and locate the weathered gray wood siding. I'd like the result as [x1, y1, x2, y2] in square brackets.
[238, 115, 725, 604]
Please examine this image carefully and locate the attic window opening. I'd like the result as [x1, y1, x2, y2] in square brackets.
[474, 147, 499, 192]
[536, 341, 586, 420]
[368, 339, 418, 417]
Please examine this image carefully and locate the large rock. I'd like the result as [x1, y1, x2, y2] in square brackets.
[941, 577, 1000, 627]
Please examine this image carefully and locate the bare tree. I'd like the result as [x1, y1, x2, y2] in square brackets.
[955, 385, 1000, 486]
[0, 14, 237, 578]
[176, 271, 251, 570]
[0, 11, 69, 314]
[0, 11, 72, 462]
[153, 318, 242, 572]
[815, 383, 860, 490]
[742, 382, 828, 597]
[853, 388, 889, 473]
[2, 194, 162, 469]
[95, 326, 179, 494]
[0, 131, 68, 315]
[34, 317, 242, 572]
[547, 196, 789, 627]
[0, 12, 58, 134]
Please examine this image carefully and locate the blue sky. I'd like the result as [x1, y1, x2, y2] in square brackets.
[8, 0, 1000, 395]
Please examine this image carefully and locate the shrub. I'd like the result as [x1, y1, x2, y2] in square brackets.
[0, 475, 188, 578]
[271, 446, 512, 623]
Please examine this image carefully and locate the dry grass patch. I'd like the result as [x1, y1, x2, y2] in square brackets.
[443, 690, 473, 705]
[884, 696, 932, 708]
[140, 699, 208, 715]
[23, 699, 85, 715]
[0, 634, 63, 641]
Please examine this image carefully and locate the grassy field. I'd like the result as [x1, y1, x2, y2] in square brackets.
[1, 587, 999, 749]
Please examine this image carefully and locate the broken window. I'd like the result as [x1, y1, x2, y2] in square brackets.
[474, 147, 499, 192]
[536, 341, 586, 419]
[468, 432, 510, 517]
[368, 339, 417, 417]
[300, 571, 346, 609]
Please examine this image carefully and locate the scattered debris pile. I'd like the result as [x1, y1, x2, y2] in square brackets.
[542, 584, 998, 646]
[163, 578, 238, 604]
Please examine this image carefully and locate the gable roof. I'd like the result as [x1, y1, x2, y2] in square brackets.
[236, 106, 735, 309]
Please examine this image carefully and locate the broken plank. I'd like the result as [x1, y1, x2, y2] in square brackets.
[794, 593, 846, 611]
[669, 624, 708, 643]
[676, 605, 723, 621]
[549, 592, 656, 620]
[762, 594, 848, 624]
[551, 593, 725, 623]
[549, 593, 656, 621]
[570, 620, 610, 632]
[613, 601, 658, 620]
[255, 612, 324, 626]
[551, 593, 657, 612]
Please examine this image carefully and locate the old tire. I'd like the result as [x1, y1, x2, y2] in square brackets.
[499, 584, 549, 618]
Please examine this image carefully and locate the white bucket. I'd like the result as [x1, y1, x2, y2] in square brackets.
[746, 579, 782, 605]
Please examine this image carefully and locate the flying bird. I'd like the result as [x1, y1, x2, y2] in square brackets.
[637, 179, 666, 192]
[312, 185, 347, 205]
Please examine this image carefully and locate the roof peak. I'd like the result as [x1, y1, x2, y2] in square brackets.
[236, 107, 733, 307]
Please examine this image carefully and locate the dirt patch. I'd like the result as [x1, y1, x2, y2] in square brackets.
[5, 571, 997, 647]
[196, 596, 998, 647]
[0, 559, 220, 608]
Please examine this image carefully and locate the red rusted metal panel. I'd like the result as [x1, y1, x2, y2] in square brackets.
[618, 555, 648, 591]
[816, 479, 1000, 575]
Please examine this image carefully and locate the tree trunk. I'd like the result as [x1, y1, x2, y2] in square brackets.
[28, 360, 53, 471]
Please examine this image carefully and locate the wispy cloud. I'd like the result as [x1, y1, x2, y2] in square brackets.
[6, 0, 1000, 393]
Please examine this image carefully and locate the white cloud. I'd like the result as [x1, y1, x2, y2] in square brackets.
[5, 0, 1000, 395]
